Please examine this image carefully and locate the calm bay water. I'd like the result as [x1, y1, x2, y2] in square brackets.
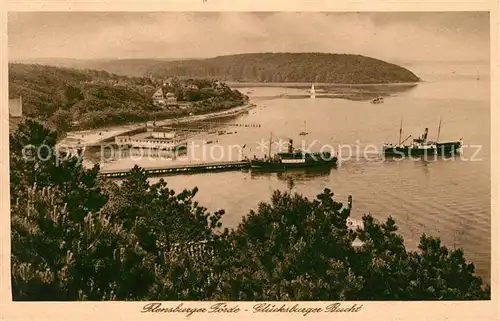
[100, 62, 491, 282]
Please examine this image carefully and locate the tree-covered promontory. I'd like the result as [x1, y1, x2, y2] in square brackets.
[146, 53, 420, 84]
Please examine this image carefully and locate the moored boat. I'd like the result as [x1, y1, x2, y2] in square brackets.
[383, 118, 462, 157]
[251, 136, 337, 170]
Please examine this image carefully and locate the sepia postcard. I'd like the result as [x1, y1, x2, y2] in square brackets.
[0, 1, 498, 321]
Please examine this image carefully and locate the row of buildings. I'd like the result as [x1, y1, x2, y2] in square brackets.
[151, 79, 228, 107]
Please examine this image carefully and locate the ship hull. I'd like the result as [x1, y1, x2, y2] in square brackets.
[384, 141, 462, 157]
[250, 157, 337, 170]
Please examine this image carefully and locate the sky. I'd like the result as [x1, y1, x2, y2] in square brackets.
[8, 12, 490, 63]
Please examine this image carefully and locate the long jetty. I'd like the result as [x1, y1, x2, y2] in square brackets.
[100, 160, 251, 178]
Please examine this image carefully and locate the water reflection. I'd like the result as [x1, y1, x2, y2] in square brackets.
[235, 83, 418, 102]
[250, 167, 333, 191]
[276, 167, 333, 180]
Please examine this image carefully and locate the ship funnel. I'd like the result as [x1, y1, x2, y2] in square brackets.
[424, 128, 428, 140]
[288, 139, 293, 153]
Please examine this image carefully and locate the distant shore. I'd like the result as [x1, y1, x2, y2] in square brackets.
[228, 81, 420, 88]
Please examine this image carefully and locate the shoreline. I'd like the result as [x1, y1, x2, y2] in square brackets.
[58, 103, 256, 147]
[227, 81, 421, 88]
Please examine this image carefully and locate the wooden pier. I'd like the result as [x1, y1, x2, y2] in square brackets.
[100, 160, 251, 178]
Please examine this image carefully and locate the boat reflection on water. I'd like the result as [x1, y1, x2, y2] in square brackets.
[380, 151, 462, 165]
[250, 166, 333, 185]
[277, 167, 332, 179]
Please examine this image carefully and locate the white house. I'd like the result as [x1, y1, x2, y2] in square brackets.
[151, 131, 176, 139]
[165, 92, 177, 106]
[9, 97, 23, 118]
[152, 88, 166, 106]
[153, 87, 178, 108]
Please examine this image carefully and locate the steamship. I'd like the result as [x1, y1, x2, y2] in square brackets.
[251, 136, 337, 170]
[383, 119, 462, 157]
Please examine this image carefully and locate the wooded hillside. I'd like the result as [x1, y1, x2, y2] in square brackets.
[146, 53, 420, 84]
[9, 64, 247, 132]
[15, 53, 420, 84]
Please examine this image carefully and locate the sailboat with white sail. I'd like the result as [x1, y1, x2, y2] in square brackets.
[310, 84, 316, 99]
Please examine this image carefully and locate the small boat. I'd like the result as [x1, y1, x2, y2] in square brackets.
[251, 134, 337, 170]
[371, 97, 384, 104]
[298, 121, 309, 136]
[383, 118, 462, 157]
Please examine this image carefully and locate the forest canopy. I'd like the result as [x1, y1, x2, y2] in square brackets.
[15, 53, 421, 84]
[146, 53, 420, 84]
